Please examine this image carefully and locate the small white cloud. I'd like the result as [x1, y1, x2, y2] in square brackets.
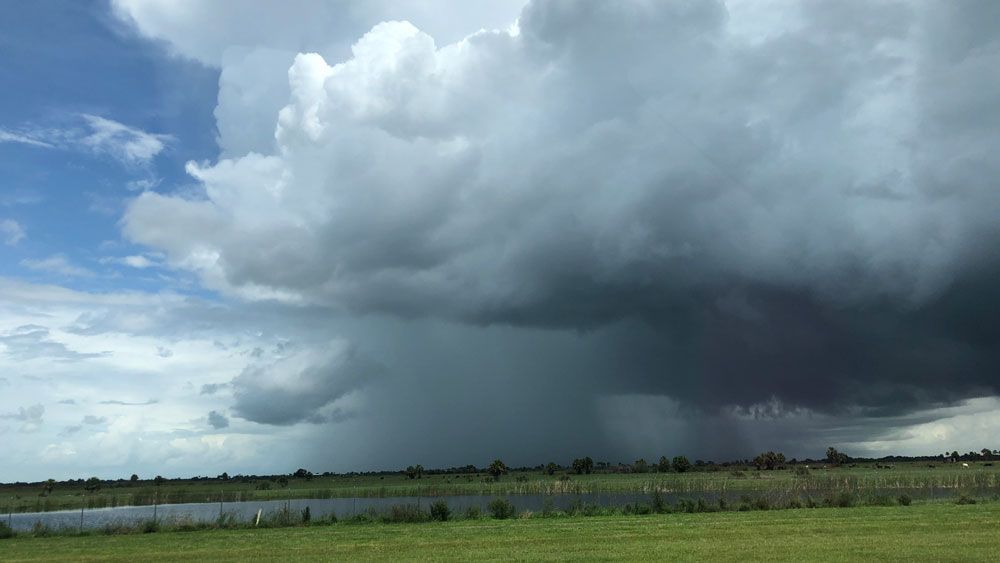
[100, 254, 159, 269]
[21, 254, 95, 277]
[1, 219, 25, 246]
[126, 178, 161, 192]
[80, 114, 171, 165]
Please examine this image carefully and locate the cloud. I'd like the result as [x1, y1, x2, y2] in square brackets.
[99, 399, 158, 406]
[1, 404, 45, 433]
[200, 382, 228, 395]
[0, 219, 25, 246]
[21, 255, 95, 278]
[119, 1, 1000, 420]
[111, 0, 527, 66]
[0, 114, 169, 166]
[0, 129, 55, 148]
[231, 341, 380, 425]
[0, 325, 110, 362]
[82, 415, 107, 425]
[79, 114, 171, 166]
[207, 410, 229, 429]
[100, 254, 159, 269]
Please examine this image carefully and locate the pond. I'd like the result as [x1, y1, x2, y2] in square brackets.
[2, 486, 983, 532]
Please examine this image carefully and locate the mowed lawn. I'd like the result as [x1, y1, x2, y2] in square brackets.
[4, 503, 997, 562]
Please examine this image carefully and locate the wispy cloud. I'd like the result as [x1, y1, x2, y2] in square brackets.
[99, 399, 158, 406]
[99, 254, 158, 269]
[0, 129, 55, 148]
[1, 219, 25, 245]
[80, 114, 171, 165]
[0, 115, 171, 166]
[21, 254, 95, 277]
[0, 325, 110, 362]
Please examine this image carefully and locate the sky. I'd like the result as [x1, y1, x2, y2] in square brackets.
[1, 0, 999, 482]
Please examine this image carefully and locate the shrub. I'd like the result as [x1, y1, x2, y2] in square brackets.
[464, 505, 482, 520]
[31, 522, 54, 537]
[0, 521, 14, 539]
[541, 498, 556, 517]
[956, 495, 977, 505]
[787, 498, 803, 509]
[141, 519, 159, 534]
[430, 500, 451, 522]
[753, 497, 772, 511]
[677, 499, 696, 513]
[794, 467, 810, 477]
[869, 495, 894, 507]
[383, 504, 429, 524]
[897, 494, 912, 506]
[825, 492, 855, 508]
[696, 499, 716, 513]
[301, 506, 311, 524]
[650, 490, 667, 514]
[488, 498, 516, 519]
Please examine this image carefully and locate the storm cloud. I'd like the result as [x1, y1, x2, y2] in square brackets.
[117, 0, 1000, 431]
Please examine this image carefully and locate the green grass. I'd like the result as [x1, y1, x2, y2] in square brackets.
[2, 502, 997, 561]
[4, 462, 998, 514]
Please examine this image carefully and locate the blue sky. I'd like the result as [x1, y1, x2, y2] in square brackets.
[0, 0, 217, 293]
[2, 0, 999, 483]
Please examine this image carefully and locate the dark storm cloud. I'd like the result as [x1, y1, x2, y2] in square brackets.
[114, 0, 1000, 461]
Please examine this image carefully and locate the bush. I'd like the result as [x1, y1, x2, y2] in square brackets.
[753, 497, 772, 511]
[488, 498, 516, 519]
[956, 495, 977, 505]
[541, 498, 556, 518]
[677, 499, 696, 513]
[825, 492, 855, 508]
[383, 504, 430, 523]
[897, 494, 912, 506]
[0, 521, 14, 539]
[651, 490, 667, 514]
[430, 500, 451, 522]
[31, 522, 54, 537]
[869, 495, 894, 507]
[794, 467, 810, 477]
[141, 519, 160, 533]
[464, 505, 482, 520]
[301, 506, 311, 524]
[786, 498, 803, 509]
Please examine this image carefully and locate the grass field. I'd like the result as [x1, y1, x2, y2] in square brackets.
[2, 502, 997, 561]
[4, 461, 998, 514]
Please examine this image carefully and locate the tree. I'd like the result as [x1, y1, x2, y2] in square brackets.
[153, 475, 166, 486]
[826, 447, 849, 466]
[981, 448, 992, 460]
[544, 462, 558, 476]
[571, 457, 594, 475]
[753, 451, 786, 470]
[218, 472, 229, 481]
[293, 468, 313, 480]
[633, 458, 649, 473]
[42, 479, 56, 496]
[671, 456, 692, 473]
[130, 474, 139, 482]
[84, 476, 102, 492]
[487, 459, 509, 481]
[657, 456, 671, 473]
[405, 465, 425, 479]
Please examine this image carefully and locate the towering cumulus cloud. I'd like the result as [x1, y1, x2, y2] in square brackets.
[118, 0, 1000, 460]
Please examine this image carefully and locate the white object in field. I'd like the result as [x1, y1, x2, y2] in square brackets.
[962, 463, 969, 467]
[255, 508, 262, 526]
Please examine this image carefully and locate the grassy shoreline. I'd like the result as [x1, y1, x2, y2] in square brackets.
[4, 462, 998, 514]
[3, 502, 998, 561]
